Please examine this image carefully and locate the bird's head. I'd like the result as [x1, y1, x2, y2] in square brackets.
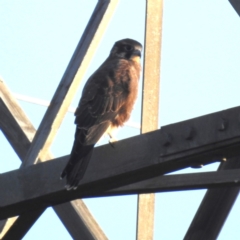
[110, 38, 142, 63]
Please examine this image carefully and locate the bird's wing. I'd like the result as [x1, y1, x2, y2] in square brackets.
[74, 59, 129, 144]
[61, 59, 130, 188]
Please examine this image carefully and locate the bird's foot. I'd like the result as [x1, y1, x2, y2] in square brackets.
[109, 137, 118, 148]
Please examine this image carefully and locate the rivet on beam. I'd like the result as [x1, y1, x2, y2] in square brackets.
[222, 157, 227, 162]
[218, 118, 228, 131]
[161, 132, 172, 147]
[183, 126, 195, 140]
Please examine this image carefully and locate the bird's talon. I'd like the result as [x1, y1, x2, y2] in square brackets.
[109, 140, 115, 148]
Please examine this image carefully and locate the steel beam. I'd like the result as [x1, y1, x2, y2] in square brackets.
[0, 208, 45, 240]
[1, 106, 240, 219]
[2, 154, 240, 220]
[0, 98, 108, 240]
[0, 0, 119, 238]
[137, 0, 163, 239]
[229, 0, 240, 16]
[21, 0, 118, 168]
[108, 161, 240, 195]
[184, 156, 240, 240]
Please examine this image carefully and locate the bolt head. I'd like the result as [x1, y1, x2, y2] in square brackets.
[218, 118, 228, 131]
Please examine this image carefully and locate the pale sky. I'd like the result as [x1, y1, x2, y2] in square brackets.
[1, 0, 240, 239]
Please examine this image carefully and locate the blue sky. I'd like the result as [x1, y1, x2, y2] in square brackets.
[1, 0, 240, 239]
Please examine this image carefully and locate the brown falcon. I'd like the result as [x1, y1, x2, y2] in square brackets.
[61, 38, 142, 189]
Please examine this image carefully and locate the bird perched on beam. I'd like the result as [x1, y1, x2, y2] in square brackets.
[61, 38, 142, 190]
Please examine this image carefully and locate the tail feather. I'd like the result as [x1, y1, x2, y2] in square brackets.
[61, 122, 111, 190]
[61, 143, 94, 190]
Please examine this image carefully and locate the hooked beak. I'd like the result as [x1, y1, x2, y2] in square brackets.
[132, 49, 141, 58]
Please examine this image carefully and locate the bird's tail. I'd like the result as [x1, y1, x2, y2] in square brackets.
[61, 142, 94, 190]
[61, 122, 111, 190]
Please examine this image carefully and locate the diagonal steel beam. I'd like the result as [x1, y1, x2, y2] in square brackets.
[183, 157, 240, 240]
[0, 208, 46, 240]
[0, 81, 108, 239]
[0, 0, 119, 238]
[229, 0, 240, 16]
[137, 0, 163, 239]
[21, 0, 118, 168]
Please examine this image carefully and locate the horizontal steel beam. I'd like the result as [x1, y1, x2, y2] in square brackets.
[1, 106, 240, 219]
[107, 163, 240, 196]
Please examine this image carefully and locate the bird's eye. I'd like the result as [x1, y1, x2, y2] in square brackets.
[124, 45, 133, 51]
